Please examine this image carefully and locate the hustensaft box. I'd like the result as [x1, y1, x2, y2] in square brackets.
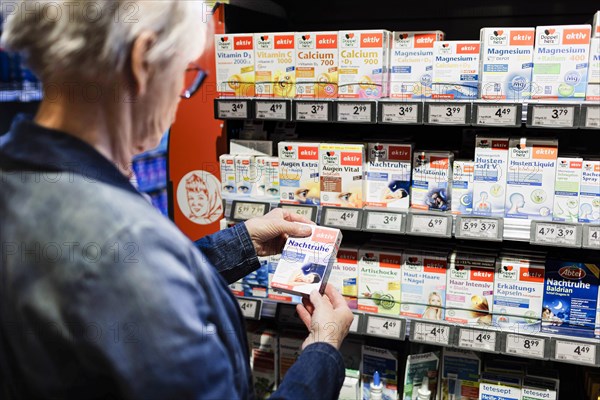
[215, 34, 255, 97]
[552, 157, 583, 223]
[473, 137, 509, 217]
[432, 40, 481, 99]
[320, 143, 365, 208]
[278, 142, 320, 205]
[295, 31, 339, 99]
[254, 33, 296, 98]
[579, 160, 600, 224]
[587, 37, 600, 101]
[452, 160, 474, 215]
[365, 143, 412, 209]
[411, 151, 454, 211]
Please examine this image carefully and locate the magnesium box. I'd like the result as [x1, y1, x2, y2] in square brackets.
[390, 30, 445, 99]
[365, 143, 412, 209]
[254, 33, 296, 98]
[220, 154, 237, 197]
[234, 155, 256, 196]
[330, 245, 359, 309]
[357, 248, 402, 315]
[271, 224, 342, 297]
[552, 157, 583, 223]
[361, 345, 399, 400]
[295, 31, 339, 99]
[432, 40, 481, 99]
[320, 143, 365, 208]
[473, 137, 510, 217]
[531, 25, 592, 100]
[579, 160, 600, 224]
[452, 160, 475, 215]
[338, 30, 391, 99]
[278, 142, 320, 205]
[215, 34, 255, 97]
[411, 151, 454, 211]
[587, 37, 600, 101]
[441, 349, 481, 400]
[479, 27, 535, 100]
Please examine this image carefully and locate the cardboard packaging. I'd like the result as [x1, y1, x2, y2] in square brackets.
[319, 143, 365, 208]
[365, 143, 412, 209]
[278, 142, 320, 205]
[411, 151, 454, 211]
[552, 157, 583, 223]
[215, 34, 255, 97]
[432, 40, 481, 99]
[473, 137, 510, 217]
[254, 33, 296, 98]
[295, 31, 339, 98]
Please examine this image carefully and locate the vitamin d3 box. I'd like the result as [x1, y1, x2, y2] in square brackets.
[220, 154, 236, 197]
[390, 30, 445, 99]
[473, 137, 509, 217]
[451, 160, 474, 215]
[330, 245, 359, 309]
[365, 143, 412, 210]
[357, 248, 402, 315]
[531, 25, 591, 100]
[295, 31, 339, 99]
[579, 160, 600, 224]
[338, 30, 391, 99]
[278, 142, 320, 205]
[411, 151, 454, 211]
[254, 33, 296, 98]
[271, 224, 342, 297]
[432, 40, 481, 99]
[587, 37, 600, 101]
[319, 143, 365, 208]
[479, 27, 535, 100]
[215, 34, 255, 97]
[552, 157, 583, 223]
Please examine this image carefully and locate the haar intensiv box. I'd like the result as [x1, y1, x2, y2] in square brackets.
[365, 143, 412, 209]
[432, 40, 481, 99]
[320, 143, 365, 208]
[452, 160, 474, 215]
[358, 248, 402, 315]
[473, 137, 509, 217]
[278, 142, 320, 205]
[254, 33, 296, 98]
[411, 151, 454, 211]
[553, 157, 583, 223]
[295, 31, 339, 99]
[215, 34, 255, 97]
[587, 37, 600, 101]
[579, 160, 600, 224]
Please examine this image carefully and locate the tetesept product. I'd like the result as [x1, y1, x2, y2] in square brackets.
[440, 349, 481, 400]
[411, 151, 454, 211]
[234, 155, 256, 196]
[278, 142, 320, 205]
[278, 331, 304, 381]
[219, 154, 236, 197]
[479, 27, 535, 100]
[552, 157, 583, 223]
[357, 247, 402, 315]
[330, 245, 359, 309]
[472, 137, 509, 217]
[531, 25, 592, 100]
[270, 224, 342, 297]
[214, 34, 255, 97]
[295, 31, 339, 99]
[402, 352, 440, 400]
[522, 376, 558, 400]
[479, 372, 522, 400]
[254, 33, 296, 98]
[319, 143, 365, 208]
[432, 40, 481, 99]
[579, 160, 600, 224]
[587, 37, 600, 101]
[451, 160, 475, 215]
[365, 143, 412, 210]
[389, 30, 445, 99]
[249, 328, 278, 398]
[338, 30, 391, 99]
[361, 345, 398, 400]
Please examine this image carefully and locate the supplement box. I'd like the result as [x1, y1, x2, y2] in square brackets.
[479, 372, 522, 400]
[340, 370, 360, 400]
[295, 31, 339, 99]
[220, 154, 237, 197]
[215, 34, 255, 97]
[552, 157, 583, 223]
[522, 376, 558, 400]
[330, 245, 359, 309]
[338, 30, 391, 99]
[432, 40, 481, 99]
[270, 224, 342, 297]
[249, 328, 278, 398]
[473, 137, 510, 217]
[365, 143, 412, 209]
[402, 351, 440, 400]
[587, 37, 600, 101]
[361, 345, 399, 400]
[357, 248, 402, 315]
[440, 349, 481, 400]
[579, 160, 600, 224]
[411, 151, 454, 211]
[278, 142, 320, 205]
[479, 27, 535, 100]
[595, 11, 600, 37]
[234, 155, 256, 196]
[267, 255, 302, 304]
[278, 331, 304, 381]
[258, 156, 280, 199]
[390, 30, 445, 99]
[254, 33, 296, 98]
[531, 24, 592, 100]
[319, 143, 365, 208]
[451, 160, 475, 215]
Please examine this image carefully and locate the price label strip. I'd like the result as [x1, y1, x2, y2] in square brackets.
[215, 99, 250, 119]
[583, 225, 600, 250]
[529, 105, 576, 128]
[349, 313, 362, 334]
[231, 201, 270, 221]
[475, 103, 519, 127]
[408, 213, 452, 237]
[426, 103, 469, 125]
[295, 101, 330, 122]
[379, 102, 421, 124]
[336, 102, 375, 123]
[237, 297, 262, 320]
[255, 100, 289, 120]
[279, 204, 319, 223]
[363, 210, 405, 233]
[531, 221, 581, 247]
[504, 334, 546, 359]
[365, 315, 405, 340]
[554, 340, 597, 366]
[458, 328, 497, 352]
[322, 207, 363, 230]
[411, 321, 452, 346]
[456, 216, 503, 241]
[582, 105, 600, 129]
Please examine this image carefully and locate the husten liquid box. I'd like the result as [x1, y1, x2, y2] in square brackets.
[361, 345, 399, 400]
[295, 31, 339, 99]
[473, 137, 509, 217]
[441, 349, 481, 400]
[390, 30, 445, 99]
[278, 142, 320, 205]
[365, 143, 412, 209]
[531, 25, 592, 100]
[552, 157, 583, 223]
[215, 34, 255, 97]
[338, 30, 391, 99]
[234, 155, 256, 196]
[587, 37, 600, 101]
[411, 151, 454, 211]
[358, 248, 402, 315]
[452, 160, 475, 215]
[220, 154, 236, 197]
[432, 40, 481, 99]
[319, 143, 365, 208]
[579, 160, 600, 224]
[254, 33, 296, 98]
[330, 245, 359, 309]
[505, 138, 558, 223]
[479, 27, 535, 100]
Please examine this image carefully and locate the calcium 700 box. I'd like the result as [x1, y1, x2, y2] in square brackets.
[295, 31, 339, 99]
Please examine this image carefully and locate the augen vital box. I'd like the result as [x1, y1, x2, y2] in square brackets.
[330, 245, 359, 309]
[432, 40, 481, 99]
[579, 160, 600, 224]
[531, 25, 591, 100]
[357, 248, 402, 315]
[338, 30, 391, 99]
[552, 157, 583, 223]
[278, 142, 320, 205]
[587, 37, 600, 101]
[254, 33, 296, 98]
[479, 27, 535, 100]
[220, 154, 236, 197]
[452, 160, 475, 215]
[295, 31, 339, 99]
[473, 137, 509, 217]
[320, 143, 365, 208]
[270, 224, 342, 297]
[234, 155, 256, 196]
[215, 34, 255, 97]
[411, 151, 454, 211]
[365, 143, 412, 209]
[390, 30, 445, 99]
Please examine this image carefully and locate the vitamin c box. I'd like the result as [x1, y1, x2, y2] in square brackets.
[358, 248, 402, 315]
[219, 154, 236, 197]
[319, 143, 365, 208]
[579, 160, 600, 224]
[473, 137, 509, 217]
[330, 245, 359, 309]
[451, 160, 474, 215]
[295, 31, 339, 99]
[552, 157, 583, 223]
[365, 143, 412, 209]
[587, 37, 600, 101]
[278, 142, 320, 205]
[432, 40, 481, 99]
[215, 34, 255, 97]
[254, 33, 296, 98]
[411, 151, 453, 211]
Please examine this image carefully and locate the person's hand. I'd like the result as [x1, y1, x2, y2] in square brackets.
[295, 284, 354, 351]
[244, 208, 313, 256]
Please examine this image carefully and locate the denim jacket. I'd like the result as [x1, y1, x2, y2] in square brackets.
[0, 121, 345, 399]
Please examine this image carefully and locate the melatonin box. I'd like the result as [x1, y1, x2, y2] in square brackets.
[473, 137, 509, 217]
[270, 224, 342, 297]
[479, 27, 535, 100]
[330, 245, 359, 309]
[390, 30, 445, 99]
[579, 160, 600, 224]
[295, 31, 339, 99]
[587, 38, 600, 101]
[357, 248, 402, 315]
[215, 34, 255, 97]
[254, 33, 296, 98]
[452, 160, 474, 215]
[319, 143, 365, 208]
[531, 25, 592, 100]
[278, 142, 320, 205]
[220, 154, 236, 197]
[365, 143, 412, 209]
[411, 151, 454, 211]
[338, 30, 391, 99]
[234, 155, 256, 196]
[552, 157, 583, 223]
[432, 40, 481, 99]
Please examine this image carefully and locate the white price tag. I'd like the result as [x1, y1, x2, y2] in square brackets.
[217, 101, 248, 119]
[381, 103, 419, 124]
[531, 105, 575, 127]
[237, 298, 261, 319]
[232, 202, 269, 220]
[413, 322, 450, 345]
[476, 104, 517, 126]
[505, 334, 546, 359]
[410, 214, 450, 236]
[366, 316, 402, 339]
[324, 208, 361, 229]
[458, 328, 496, 352]
[255, 101, 287, 120]
[365, 211, 403, 232]
[533, 222, 579, 246]
[555, 340, 596, 365]
[585, 106, 600, 128]
[585, 226, 600, 249]
[428, 104, 467, 124]
[458, 217, 500, 240]
[337, 102, 373, 122]
[349, 313, 361, 334]
[296, 102, 329, 121]
[280, 204, 317, 222]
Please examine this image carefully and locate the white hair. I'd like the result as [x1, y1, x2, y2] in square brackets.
[0, 0, 208, 81]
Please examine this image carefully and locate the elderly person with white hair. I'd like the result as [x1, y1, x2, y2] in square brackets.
[0, 1, 353, 399]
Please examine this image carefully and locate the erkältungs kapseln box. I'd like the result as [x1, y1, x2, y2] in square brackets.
[365, 143, 412, 210]
[319, 143, 365, 208]
[432, 40, 480, 99]
[278, 142, 320, 205]
[472, 137, 509, 217]
[552, 157, 583, 223]
[411, 151, 453, 212]
[215, 34, 255, 97]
